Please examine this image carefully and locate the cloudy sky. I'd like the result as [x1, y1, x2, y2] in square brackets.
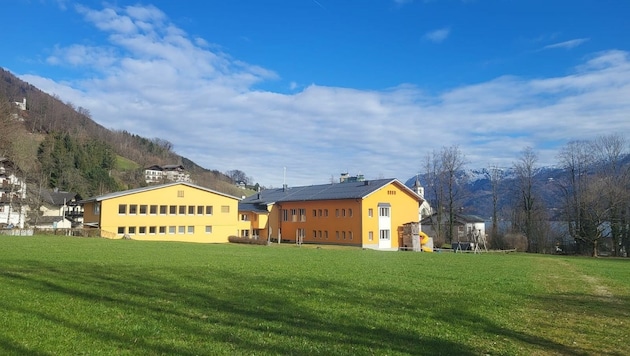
[3, 0, 630, 187]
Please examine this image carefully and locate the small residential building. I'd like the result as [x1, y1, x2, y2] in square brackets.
[0, 158, 27, 228]
[80, 182, 240, 242]
[35, 189, 83, 228]
[144, 164, 191, 184]
[420, 212, 486, 243]
[238, 178, 423, 250]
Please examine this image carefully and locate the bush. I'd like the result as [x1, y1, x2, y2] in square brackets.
[227, 236, 268, 246]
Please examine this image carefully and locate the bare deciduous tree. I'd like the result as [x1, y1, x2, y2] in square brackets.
[512, 147, 548, 253]
[423, 145, 467, 244]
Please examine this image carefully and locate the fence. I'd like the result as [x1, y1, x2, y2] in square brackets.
[1, 228, 117, 238]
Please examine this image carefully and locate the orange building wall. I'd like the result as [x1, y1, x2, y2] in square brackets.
[275, 199, 364, 246]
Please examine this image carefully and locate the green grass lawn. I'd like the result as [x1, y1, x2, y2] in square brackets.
[115, 155, 140, 171]
[0, 236, 628, 355]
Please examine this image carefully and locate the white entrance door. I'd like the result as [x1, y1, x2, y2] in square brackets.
[378, 204, 391, 249]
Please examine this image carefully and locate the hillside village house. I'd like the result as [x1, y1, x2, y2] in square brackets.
[238, 178, 423, 250]
[80, 182, 240, 242]
[0, 158, 27, 228]
[144, 164, 191, 184]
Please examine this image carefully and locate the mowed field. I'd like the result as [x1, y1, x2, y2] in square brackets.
[0, 236, 628, 355]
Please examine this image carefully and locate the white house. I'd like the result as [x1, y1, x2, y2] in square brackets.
[0, 158, 27, 228]
[144, 164, 191, 184]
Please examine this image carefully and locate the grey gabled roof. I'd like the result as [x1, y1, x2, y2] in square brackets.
[79, 182, 240, 203]
[241, 178, 420, 204]
[40, 190, 81, 206]
[421, 212, 486, 224]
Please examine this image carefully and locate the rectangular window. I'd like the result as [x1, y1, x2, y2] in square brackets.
[324, 231, 328, 239]
[129, 205, 137, 214]
[313, 209, 317, 217]
[241, 230, 250, 237]
[282, 209, 289, 222]
[169, 205, 177, 215]
[318, 230, 322, 239]
[342, 209, 346, 217]
[159, 226, 166, 234]
[187, 226, 194, 234]
[369, 231, 374, 241]
[149, 205, 157, 214]
[324, 209, 328, 217]
[177, 190, 184, 197]
[188, 205, 195, 215]
[179, 205, 186, 215]
[221, 205, 230, 213]
[128, 226, 136, 234]
[197, 205, 204, 215]
[318, 209, 322, 217]
[291, 209, 297, 222]
[336, 231, 340, 240]
[139, 226, 146, 234]
[299, 209, 306, 222]
[118, 204, 126, 214]
[93, 202, 100, 215]
[139, 205, 147, 214]
[349, 231, 353, 240]
[368, 208, 373, 217]
[349, 209, 353, 217]
[342, 231, 346, 240]
[313, 230, 317, 238]
[335, 209, 339, 217]
[206, 206, 213, 215]
[379, 207, 390, 217]
[240, 214, 249, 221]
[205, 226, 213, 234]
[160, 205, 167, 215]
[149, 226, 156, 234]
[178, 226, 185, 234]
[168, 226, 176, 234]
[380, 230, 390, 240]
[117, 226, 125, 234]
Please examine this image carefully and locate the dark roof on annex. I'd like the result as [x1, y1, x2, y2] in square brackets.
[240, 178, 419, 206]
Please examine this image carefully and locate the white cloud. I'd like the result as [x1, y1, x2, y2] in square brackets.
[543, 38, 589, 50]
[20, 4, 630, 187]
[423, 28, 450, 43]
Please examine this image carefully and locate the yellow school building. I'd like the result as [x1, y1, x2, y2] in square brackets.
[238, 178, 422, 250]
[81, 182, 240, 242]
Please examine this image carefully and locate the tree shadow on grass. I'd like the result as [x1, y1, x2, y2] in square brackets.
[3, 259, 623, 355]
[0, 260, 479, 355]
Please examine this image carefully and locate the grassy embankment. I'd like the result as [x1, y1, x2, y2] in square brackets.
[0, 236, 628, 355]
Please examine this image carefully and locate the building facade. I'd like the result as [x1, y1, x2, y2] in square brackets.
[144, 164, 192, 184]
[0, 158, 27, 228]
[81, 182, 239, 242]
[238, 178, 422, 250]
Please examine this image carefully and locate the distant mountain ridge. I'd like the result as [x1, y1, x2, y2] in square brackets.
[405, 156, 630, 220]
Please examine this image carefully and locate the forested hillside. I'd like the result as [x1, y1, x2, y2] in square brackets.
[0, 68, 244, 199]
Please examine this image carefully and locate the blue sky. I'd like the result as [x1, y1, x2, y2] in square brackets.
[3, 0, 630, 187]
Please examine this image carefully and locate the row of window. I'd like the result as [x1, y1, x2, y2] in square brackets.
[290, 229, 390, 241]
[118, 204, 230, 216]
[281, 207, 390, 222]
[117, 225, 213, 235]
